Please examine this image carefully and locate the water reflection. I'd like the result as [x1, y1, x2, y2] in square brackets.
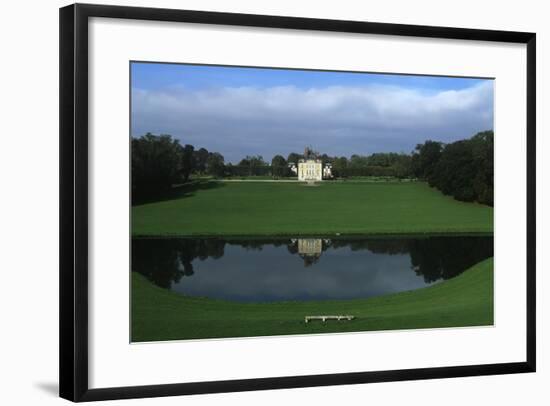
[132, 236, 493, 302]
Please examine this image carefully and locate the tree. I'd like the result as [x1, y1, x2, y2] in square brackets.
[393, 154, 413, 179]
[413, 131, 493, 205]
[432, 140, 477, 201]
[132, 133, 183, 200]
[471, 130, 494, 206]
[319, 153, 332, 165]
[271, 155, 288, 177]
[287, 152, 303, 164]
[193, 147, 209, 174]
[349, 154, 369, 169]
[181, 144, 195, 182]
[239, 155, 266, 176]
[412, 140, 443, 181]
[206, 152, 225, 177]
[251, 155, 269, 176]
[366, 153, 400, 167]
[332, 156, 348, 178]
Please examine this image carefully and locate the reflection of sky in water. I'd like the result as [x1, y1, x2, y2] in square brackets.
[132, 236, 493, 303]
[172, 244, 432, 302]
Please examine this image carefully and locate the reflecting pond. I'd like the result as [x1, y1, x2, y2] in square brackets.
[132, 235, 493, 303]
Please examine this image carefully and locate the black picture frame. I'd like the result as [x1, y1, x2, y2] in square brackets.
[59, 3, 536, 402]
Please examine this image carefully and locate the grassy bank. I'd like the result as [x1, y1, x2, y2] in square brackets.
[132, 180, 493, 236]
[131, 258, 493, 342]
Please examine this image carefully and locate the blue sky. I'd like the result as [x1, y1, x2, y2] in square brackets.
[131, 62, 494, 163]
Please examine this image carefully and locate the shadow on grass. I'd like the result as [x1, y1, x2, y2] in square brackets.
[132, 179, 225, 206]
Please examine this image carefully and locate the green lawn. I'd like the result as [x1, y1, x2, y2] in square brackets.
[131, 258, 493, 342]
[132, 180, 493, 236]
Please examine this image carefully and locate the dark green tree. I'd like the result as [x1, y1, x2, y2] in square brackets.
[193, 147, 209, 174]
[131, 133, 183, 200]
[181, 144, 195, 182]
[271, 154, 288, 177]
[432, 140, 477, 201]
[206, 152, 225, 177]
[413, 131, 493, 205]
[238, 155, 267, 176]
[319, 153, 332, 165]
[412, 140, 443, 181]
[332, 156, 349, 177]
[392, 154, 413, 179]
[287, 152, 303, 164]
[349, 154, 370, 169]
[471, 130, 494, 206]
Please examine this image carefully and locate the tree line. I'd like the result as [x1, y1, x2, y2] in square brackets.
[132, 129, 493, 205]
[411, 130, 493, 206]
[131, 133, 415, 192]
[132, 133, 225, 199]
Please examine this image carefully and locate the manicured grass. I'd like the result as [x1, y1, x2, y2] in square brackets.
[131, 258, 493, 342]
[132, 180, 493, 236]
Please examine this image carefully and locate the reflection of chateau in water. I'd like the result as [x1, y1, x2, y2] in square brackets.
[297, 239, 322, 256]
[292, 238, 332, 266]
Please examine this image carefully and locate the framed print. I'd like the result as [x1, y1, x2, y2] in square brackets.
[59, 3, 536, 402]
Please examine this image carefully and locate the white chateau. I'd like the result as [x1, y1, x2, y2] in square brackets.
[288, 147, 332, 182]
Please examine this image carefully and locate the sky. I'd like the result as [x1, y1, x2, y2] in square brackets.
[131, 62, 494, 164]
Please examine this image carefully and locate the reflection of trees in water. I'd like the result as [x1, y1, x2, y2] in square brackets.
[132, 236, 493, 289]
[301, 255, 320, 267]
[132, 239, 183, 289]
[132, 238, 226, 288]
[229, 239, 288, 252]
[408, 237, 493, 283]
[287, 242, 299, 255]
[133, 238, 291, 287]
[333, 236, 493, 282]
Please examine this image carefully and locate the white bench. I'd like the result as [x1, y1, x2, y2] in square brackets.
[305, 315, 355, 323]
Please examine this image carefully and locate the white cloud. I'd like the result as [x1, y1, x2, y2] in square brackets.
[131, 81, 493, 162]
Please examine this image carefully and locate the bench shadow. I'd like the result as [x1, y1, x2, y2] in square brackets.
[132, 179, 225, 206]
